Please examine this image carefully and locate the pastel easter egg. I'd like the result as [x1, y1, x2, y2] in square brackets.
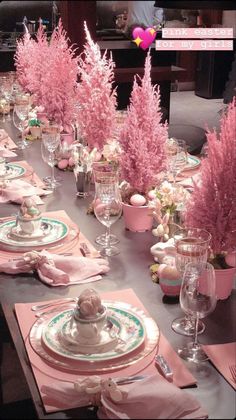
[130, 194, 146, 206]
[158, 264, 181, 296]
[225, 252, 236, 267]
[58, 159, 69, 170]
[68, 157, 75, 167]
[147, 190, 156, 200]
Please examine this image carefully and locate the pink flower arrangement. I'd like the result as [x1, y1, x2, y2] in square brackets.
[76, 22, 117, 151]
[184, 98, 236, 267]
[119, 51, 168, 196]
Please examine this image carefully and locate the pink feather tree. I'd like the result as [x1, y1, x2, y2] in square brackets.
[119, 51, 168, 198]
[76, 22, 117, 151]
[39, 19, 79, 131]
[184, 97, 236, 268]
[14, 31, 36, 92]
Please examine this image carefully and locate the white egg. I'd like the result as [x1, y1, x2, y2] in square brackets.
[130, 194, 146, 206]
[147, 190, 156, 200]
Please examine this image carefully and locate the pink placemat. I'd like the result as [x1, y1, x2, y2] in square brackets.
[0, 210, 99, 263]
[15, 288, 197, 413]
[0, 129, 17, 149]
[11, 160, 45, 188]
[202, 342, 236, 390]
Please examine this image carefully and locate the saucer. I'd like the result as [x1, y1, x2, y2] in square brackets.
[10, 222, 51, 241]
[59, 318, 119, 355]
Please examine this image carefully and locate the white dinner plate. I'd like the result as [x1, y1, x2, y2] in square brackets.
[0, 163, 26, 180]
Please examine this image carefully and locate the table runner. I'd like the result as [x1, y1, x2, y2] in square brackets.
[15, 288, 197, 413]
[0, 210, 99, 263]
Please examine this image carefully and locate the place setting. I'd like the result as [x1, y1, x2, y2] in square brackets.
[14, 288, 203, 417]
[0, 128, 18, 149]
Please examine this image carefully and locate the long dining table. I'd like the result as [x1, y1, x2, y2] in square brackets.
[0, 120, 235, 419]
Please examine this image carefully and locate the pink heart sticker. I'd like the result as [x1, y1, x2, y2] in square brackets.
[132, 27, 156, 50]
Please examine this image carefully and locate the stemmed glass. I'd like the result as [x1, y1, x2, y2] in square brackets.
[13, 95, 30, 149]
[178, 262, 217, 362]
[93, 172, 122, 257]
[93, 161, 120, 246]
[167, 138, 188, 184]
[172, 227, 212, 336]
[41, 123, 61, 189]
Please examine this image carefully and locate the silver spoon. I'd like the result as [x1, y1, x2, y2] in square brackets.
[31, 297, 78, 312]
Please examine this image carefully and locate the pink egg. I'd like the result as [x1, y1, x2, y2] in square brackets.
[130, 194, 146, 206]
[147, 190, 156, 200]
[158, 264, 180, 280]
[225, 252, 236, 267]
[58, 159, 69, 170]
[68, 157, 75, 167]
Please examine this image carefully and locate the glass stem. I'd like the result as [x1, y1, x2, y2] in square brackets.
[50, 153, 55, 183]
[105, 225, 111, 249]
[193, 315, 199, 349]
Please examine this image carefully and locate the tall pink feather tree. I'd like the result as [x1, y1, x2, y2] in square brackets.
[39, 19, 79, 130]
[14, 31, 36, 92]
[76, 22, 117, 150]
[119, 51, 168, 195]
[184, 97, 236, 257]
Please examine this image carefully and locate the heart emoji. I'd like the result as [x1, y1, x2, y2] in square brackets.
[132, 27, 156, 50]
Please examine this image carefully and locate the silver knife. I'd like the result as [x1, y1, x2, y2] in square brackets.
[114, 375, 148, 385]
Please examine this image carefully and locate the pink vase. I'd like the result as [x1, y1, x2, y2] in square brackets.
[60, 132, 74, 145]
[122, 203, 153, 232]
[215, 267, 236, 300]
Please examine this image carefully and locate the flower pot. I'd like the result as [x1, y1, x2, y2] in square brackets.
[30, 126, 41, 139]
[122, 203, 153, 232]
[214, 267, 236, 300]
[60, 132, 74, 146]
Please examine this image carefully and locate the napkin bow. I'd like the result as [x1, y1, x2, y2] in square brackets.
[0, 250, 110, 286]
[41, 375, 207, 419]
[0, 179, 49, 204]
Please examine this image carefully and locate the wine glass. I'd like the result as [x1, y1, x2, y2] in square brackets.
[93, 173, 122, 257]
[172, 227, 212, 336]
[93, 161, 120, 246]
[13, 96, 30, 149]
[41, 123, 61, 189]
[178, 262, 217, 363]
[167, 138, 188, 184]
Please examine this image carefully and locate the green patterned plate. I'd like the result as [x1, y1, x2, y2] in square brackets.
[41, 304, 146, 362]
[184, 155, 201, 171]
[0, 218, 68, 250]
[0, 163, 26, 180]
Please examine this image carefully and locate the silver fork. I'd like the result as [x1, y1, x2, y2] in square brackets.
[229, 365, 236, 382]
[31, 297, 78, 311]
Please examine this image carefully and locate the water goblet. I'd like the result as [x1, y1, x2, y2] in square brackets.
[178, 262, 217, 363]
[93, 173, 122, 257]
[172, 227, 212, 336]
[93, 161, 120, 246]
[13, 96, 30, 149]
[41, 124, 61, 189]
[167, 138, 188, 184]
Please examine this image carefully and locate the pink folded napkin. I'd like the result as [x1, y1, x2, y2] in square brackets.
[0, 250, 110, 286]
[41, 375, 207, 419]
[177, 173, 202, 189]
[0, 146, 17, 158]
[0, 178, 49, 204]
[202, 342, 236, 390]
[0, 129, 17, 149]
